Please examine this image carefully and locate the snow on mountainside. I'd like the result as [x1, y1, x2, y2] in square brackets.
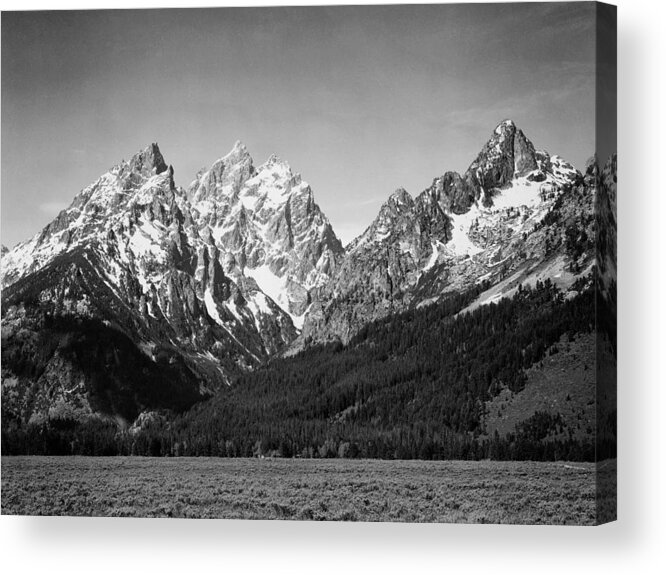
[186, 142, 344, 328]
[299, 120, 595, 346]
[1, 120, 606, 426]
[1, 141, 342, 425]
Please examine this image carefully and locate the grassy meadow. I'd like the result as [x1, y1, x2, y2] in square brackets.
[1, 456, 604, 524]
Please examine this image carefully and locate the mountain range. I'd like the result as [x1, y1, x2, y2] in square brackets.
[300, 120, 591, 346]
[1, 120, 616, 458]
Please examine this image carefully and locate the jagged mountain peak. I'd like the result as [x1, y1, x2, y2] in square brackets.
[188, 142, 255, 203]
[493, 118, 517, 135]
[375, 188, 414, 217]
[225, 140, 252, 162]
[372, 188, 414, 225]
[263, 153, 283, 166]
[215, 140, 254, 174]
[465, 119, 539, 192]
[480, 119, 534, 160]
[1, 139, 303, 416]
[300, 118, 590, 347]
[412, 120, 547, 217]
[128, 142, 169, 178]
[346, 188, 416, 252]
[0, 122, 607, 433]
[387, 187, 412, 204]
[256, 153, 295, 182]
[177, 141, 344, 326]
[2, 138, 343, 426]
[1, 139, 192, 290]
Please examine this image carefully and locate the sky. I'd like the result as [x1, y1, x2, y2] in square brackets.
[1, 2, 597, 248]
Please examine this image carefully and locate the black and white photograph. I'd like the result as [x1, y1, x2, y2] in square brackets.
[1, 2, 616, 526]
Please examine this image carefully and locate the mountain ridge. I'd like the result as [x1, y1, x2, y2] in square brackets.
[1, 120, 611, 436]
[298, 120, 589, 347]
[1, 140, 342, 425]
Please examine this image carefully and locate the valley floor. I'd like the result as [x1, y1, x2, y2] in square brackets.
[0, 456, 607, 524]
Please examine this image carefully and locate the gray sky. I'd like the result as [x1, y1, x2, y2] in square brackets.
[2, 3, 597, 248]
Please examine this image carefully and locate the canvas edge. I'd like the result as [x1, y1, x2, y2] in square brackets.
[594, 0, 617, 526]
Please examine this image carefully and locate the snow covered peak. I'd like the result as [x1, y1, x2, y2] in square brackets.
[494, 119, 517, 135]
[0, 141, 188, 289]
[182, 143, 343, 326]
[257, 153, 293, 177]
[224, 140, 251, 162]
[187, 143, 255, 204]
[241, 154, 300, 207]
[301, 119, 596, 347]
[386, 188, 413, 208]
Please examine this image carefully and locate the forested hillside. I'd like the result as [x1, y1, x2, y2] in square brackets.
[3, 276, 611, 461]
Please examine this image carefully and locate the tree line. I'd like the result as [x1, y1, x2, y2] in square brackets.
[3, 276, 613, 461]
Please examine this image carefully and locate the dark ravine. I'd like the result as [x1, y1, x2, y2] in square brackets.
[1, 120, 616, 460]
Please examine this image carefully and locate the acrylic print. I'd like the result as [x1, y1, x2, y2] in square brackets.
[1, 2, 617, 524]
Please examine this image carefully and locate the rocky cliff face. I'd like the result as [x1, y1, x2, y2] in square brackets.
[464, 120, 540, 198]
[1, 141, 342, 424]
[187, 143, 344, 327]
[299, 120, 593, 346]
[1, 121, 607, 428]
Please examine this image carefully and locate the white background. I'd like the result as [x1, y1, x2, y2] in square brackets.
[1, 0, 663, 573]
